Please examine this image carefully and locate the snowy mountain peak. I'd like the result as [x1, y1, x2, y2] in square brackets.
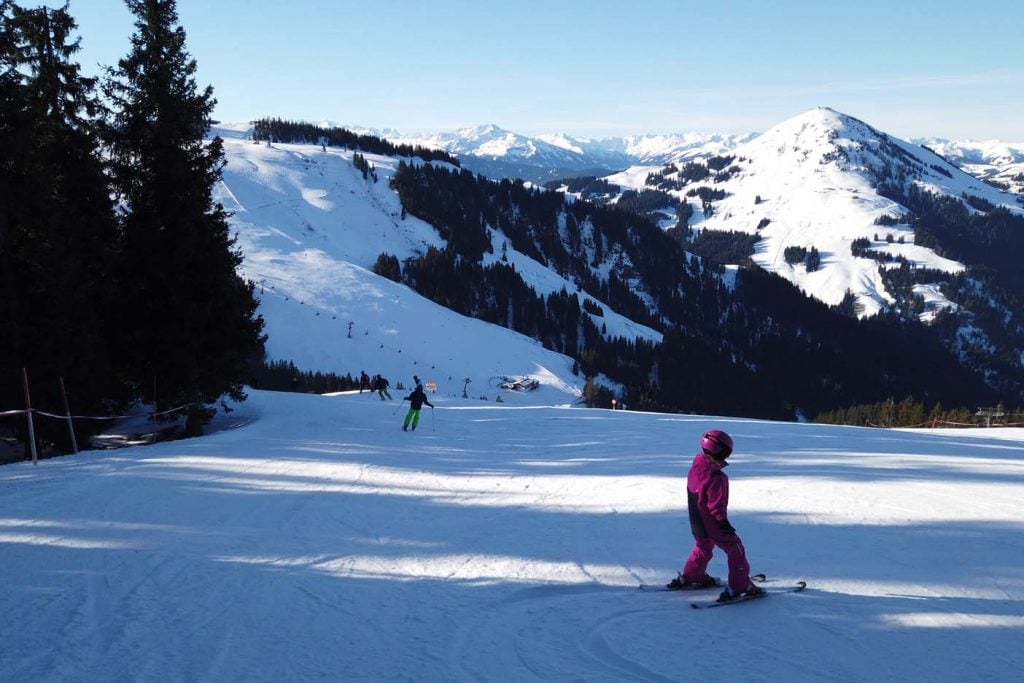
[455, 123, 508, 140]
[535, 133, 588, 154]
[662, 106, 1021, 319]
[748, 107, 877, 161]
[729, 106, 1020, 201]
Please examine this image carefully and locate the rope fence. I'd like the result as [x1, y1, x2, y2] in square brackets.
[2, 368, 198, 465]
[864, 417, 1024, 429]
[28, 403, 193, 422]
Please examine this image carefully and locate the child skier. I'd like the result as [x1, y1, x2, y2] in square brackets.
[668, 429, 763, 602]
[401, 383, 433, 431]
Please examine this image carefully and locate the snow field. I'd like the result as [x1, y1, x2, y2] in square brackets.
[2, 391, 1023, 681]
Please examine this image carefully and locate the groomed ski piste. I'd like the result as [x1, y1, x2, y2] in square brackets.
[2, 390, 1023, 681]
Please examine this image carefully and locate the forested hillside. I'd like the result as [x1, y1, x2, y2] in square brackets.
[251, 117, 459, 166]
[385, 163, 1001, 419]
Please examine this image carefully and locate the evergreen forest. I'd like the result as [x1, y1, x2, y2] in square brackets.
[0, 0, 265, 454]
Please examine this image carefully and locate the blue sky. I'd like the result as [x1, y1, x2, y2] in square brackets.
[40, 0, 1024, 140]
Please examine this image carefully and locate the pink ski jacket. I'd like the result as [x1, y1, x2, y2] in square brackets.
[686, 452, 736, 539]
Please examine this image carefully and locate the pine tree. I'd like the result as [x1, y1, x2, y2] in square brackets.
[0, 2, 122, 431]
[0, 0, 31, 413]
[805, 246, 821, 272]
[103, 0, 264, 436]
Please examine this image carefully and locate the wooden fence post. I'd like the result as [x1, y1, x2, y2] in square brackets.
[21, 368, 38, 465]
[60, 377, 79, 454]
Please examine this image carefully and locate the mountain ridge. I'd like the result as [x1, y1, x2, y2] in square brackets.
[221, 107, 1024, 416]
[231, 118, 1023, 193]
[916, 137, 1024, 194]
[334, 122, 756, 183]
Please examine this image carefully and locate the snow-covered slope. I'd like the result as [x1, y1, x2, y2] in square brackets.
[3, 389, 1024, 680]
[656, 107, 1022, 317]
[212, 131, 659, 400]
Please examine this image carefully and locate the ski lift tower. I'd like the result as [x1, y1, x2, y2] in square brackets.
[975, 405, 1005, 427]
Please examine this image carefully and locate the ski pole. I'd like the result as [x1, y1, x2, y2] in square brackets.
[392, 400, 405, 416]
[431, 406, 435, 432]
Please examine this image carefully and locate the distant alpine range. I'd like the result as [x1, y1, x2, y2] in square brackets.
[347, 120, 1024, 194]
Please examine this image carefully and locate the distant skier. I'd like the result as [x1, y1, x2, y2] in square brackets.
[359, 371, 371, 394]
[668, 429, 763, 602]
[376, 375, 392, 401]
[401, 383, 433, 431]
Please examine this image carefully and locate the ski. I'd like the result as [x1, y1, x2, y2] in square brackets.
[639, 573, 765, 592]
[690, 580, 806, 609]
[639, 581, 720, 592]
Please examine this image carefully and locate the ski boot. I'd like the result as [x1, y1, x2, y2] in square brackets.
[717, 583, 765, 603]
[666, 573, 720, 590]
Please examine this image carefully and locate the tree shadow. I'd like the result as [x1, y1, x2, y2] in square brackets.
[2, 399, 1023, 680]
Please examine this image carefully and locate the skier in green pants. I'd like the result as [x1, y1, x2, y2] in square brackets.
[401, 383, 433, 431]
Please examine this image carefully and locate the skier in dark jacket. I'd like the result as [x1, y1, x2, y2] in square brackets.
[376, 375, 392, 401]
[667, 429, 763, 602]
[359, 371, 371, 394]
[401, 384, 433, 431]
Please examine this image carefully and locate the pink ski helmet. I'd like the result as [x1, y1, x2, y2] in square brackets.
[701, 429, 733, 460]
